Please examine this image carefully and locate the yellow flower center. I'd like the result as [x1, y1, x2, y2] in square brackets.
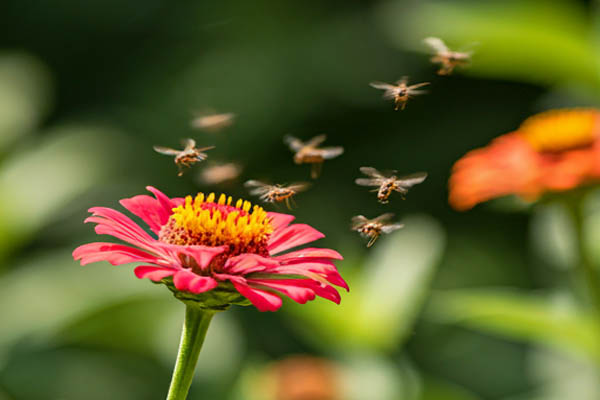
[159, 193, 273, 265]
[519, 109, 599, 152]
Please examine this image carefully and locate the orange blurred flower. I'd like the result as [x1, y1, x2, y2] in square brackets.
[449, 109, 600, 210]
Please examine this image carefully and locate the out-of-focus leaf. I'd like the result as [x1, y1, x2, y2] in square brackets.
[513, 348, 600, 400]
[529, 202, 576, 271]
[426, 289, 600, 363]
[419, 377, 480, 400]
[0, 125, 125, 261]
[376, 0, 600, 89]
[0, 249, 245, 381]
[0, 53, 52, 151]
[288, 214, 446, 352]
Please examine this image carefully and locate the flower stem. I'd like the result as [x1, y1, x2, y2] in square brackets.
[166, 306, 215, 400]
[566, 198, 600, 318]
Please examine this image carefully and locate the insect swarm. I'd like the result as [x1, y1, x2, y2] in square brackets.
[284, 134, 344, 178]
[369, 77, 429, 111]
[424, 37, 472, 76]
[153, 138, 214, 176]
[351, 213, 404, 247]
[245, 180, 310, 209]
[355, 167, 427, 203]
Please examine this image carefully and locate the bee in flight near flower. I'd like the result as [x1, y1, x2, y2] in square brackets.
[245, 180, 310, 209]
[424, 37, 472, 76]
[154, 138, 214, 176]
[191, 111, 235, 132]
[285, 134, 344, 178]
[351, 213, 404, 247]
[355, 167, 427, 204]
[369, 77, 429, 111]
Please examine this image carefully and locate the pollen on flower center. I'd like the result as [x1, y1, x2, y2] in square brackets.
[158, 192, 273, 263]
[519, 109, 600, 152]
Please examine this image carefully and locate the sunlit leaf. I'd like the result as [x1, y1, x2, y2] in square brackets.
[426, 289, 600, 363]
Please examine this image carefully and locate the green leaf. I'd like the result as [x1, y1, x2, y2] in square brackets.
[426, 289, 600, 363]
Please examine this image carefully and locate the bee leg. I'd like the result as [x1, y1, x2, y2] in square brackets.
[367, 235, 378, 248]
[310, 163, 322, 179]
[290, 196, 298, 209]
[401, 101, 407, 111]
[284, 197, 292, 210]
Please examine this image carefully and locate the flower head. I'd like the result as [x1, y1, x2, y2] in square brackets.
[73, 187, 347, 311]
[449, 109, 600, 210]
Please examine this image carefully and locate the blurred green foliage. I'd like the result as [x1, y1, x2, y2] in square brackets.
[1, 0, 600, 399]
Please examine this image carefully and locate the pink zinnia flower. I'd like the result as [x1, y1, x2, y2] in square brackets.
[73, 187, 347, 311]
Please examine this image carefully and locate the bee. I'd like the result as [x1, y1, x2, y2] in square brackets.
[351, 213, 404, 247]
[369, 77, 429, 110]
[424, 37, 472, 76]
[284, 134, 344, 179]
[355, 167, 427, 204]
[245, 180, 310, 209]
[198, 162, 242, 185]
[191, 111, 235, 132]
[153, 138, 214, 176]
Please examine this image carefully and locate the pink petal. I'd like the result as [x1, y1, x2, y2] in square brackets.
[267, 212, 295, 231]
[120, 194, 169, 234]
[247, 279, 316, 304]
[188, 276, 218, 293]
[73, 242, 160, 266]
[134, 265, 175, 281]
[181, 245, 228, 270]
[268, 224, 325, 255]
[231, 280, 283, 312]
[171, 270, 218, 293]
[253, 278, 341, 304]
[224, 254, 279, 275]
[274, 247, 343, 261]
[146, 186, 177, 215]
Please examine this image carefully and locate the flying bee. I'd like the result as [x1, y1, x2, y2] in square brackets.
[369, 77, 430, 110]
[351, 213, 404, 247]
[284, 134, 344, 179]
[355, 167, 427, 204]
[245, 180, 310, 209]
[191, 111, 235, 132]
[153, 138, 214, 176]
[424, 37, 472, 76]
[199, 162, 242, 185]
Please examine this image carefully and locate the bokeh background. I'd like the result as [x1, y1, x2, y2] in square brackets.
[1, 0, 600, 399]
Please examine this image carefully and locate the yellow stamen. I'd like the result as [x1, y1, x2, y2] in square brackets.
[164, 192, 273, 248]
[519, 109, 599, 152]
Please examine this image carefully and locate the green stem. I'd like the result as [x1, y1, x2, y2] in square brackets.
[166, 306, 215, 400]
[566, 198, 600, 318]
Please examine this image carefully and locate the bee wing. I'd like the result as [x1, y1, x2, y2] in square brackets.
[355, 178, 383, 187]
[424, 37, 449, 53]
[395, 76, 409, 85]
[182, 138, 196, 150]
[284, 135, 304, 152]
[381, 222, 405, 234]
[153, 146, 181, 156]
[373, 213, 396, 223]
[305, 134, 327, 148]
[396, 172, 428, 188]
[351, 215, 368, 230]
[286, 182, 311, 193]
[195, 145, 216, 152]
[244, 180, 272, 195]
[369, 81, 395, 91]
[319, 146, 344, 159]
[408, 82, 430, 91]
[359, 166, 384, 178]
